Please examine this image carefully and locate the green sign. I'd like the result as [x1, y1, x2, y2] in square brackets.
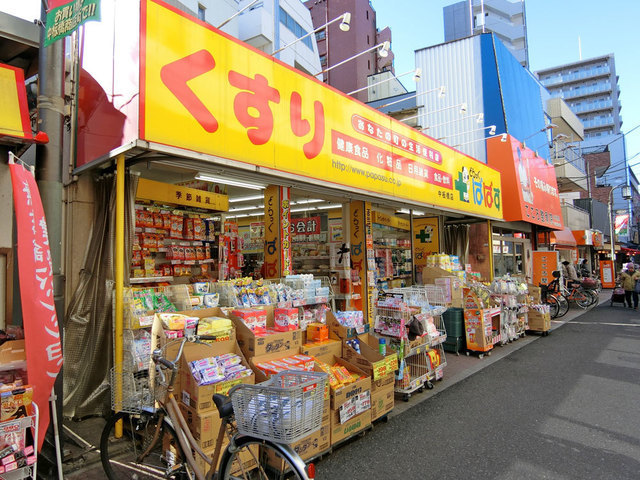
[44, 0, 100, 47]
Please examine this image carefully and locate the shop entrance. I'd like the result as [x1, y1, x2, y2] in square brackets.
[492, 230, 532, 280]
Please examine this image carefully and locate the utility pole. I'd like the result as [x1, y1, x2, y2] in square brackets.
[36, 1, 66, 474]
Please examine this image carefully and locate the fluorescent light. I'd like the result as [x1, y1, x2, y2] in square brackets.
[397, 208, 426, 216]
[229, 205, 264, 212]
[291, 207, 317, 213]
[195, 174, 264, 190]
[316, 204, 342, 210]
[229, 194, 264, 203]
[292, 199, 323, 205]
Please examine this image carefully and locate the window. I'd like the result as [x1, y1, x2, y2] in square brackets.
[198, 3, 205, 21]
[315, 29, 326, 41]
[319, 54, 327, 65]
[279, 7, 313, 50]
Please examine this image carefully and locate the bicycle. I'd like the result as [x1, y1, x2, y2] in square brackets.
[561, 279, 598, 308]
[100, 335, 326, 480]
[541, 273, 569, 318]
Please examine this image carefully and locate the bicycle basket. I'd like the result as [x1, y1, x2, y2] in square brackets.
[581, 278, 598, 290]
[110, 365, 154, 414]
[231, 371, 327, 444]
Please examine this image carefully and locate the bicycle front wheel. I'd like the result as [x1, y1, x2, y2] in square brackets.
[545, 294, 560, 318]
[219, 436, 310, 480]
[555, 293, 569, 317]
[100, 411, 194, 480]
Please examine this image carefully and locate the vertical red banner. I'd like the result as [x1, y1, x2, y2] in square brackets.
[9, 158, 63, 450]
[280, 187, 292, 276]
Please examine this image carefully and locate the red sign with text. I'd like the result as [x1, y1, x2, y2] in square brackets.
[9, 158, 63, 450]
[487, 134, 563, 229]
[291, 216, 321, 236]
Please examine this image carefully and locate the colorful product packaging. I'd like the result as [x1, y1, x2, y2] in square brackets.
[274, 308, 299, 332]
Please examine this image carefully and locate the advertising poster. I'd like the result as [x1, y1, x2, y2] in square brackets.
[412, 217, 439, 274]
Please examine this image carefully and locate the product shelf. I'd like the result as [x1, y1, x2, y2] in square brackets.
[129, 276, 175, 284]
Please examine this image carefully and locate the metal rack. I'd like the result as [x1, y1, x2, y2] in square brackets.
[0, 403, 38, 480]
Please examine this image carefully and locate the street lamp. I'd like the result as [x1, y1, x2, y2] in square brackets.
[378, 85, 446, 109]
[609, 183, 633, 274]
[399, 102, 467, 125]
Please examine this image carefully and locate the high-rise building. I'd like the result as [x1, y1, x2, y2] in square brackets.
[536, 54, 622, 140]
[537, 54, 631, 243]
[443, 0, 528, 68]
[304, 0, 394, 103]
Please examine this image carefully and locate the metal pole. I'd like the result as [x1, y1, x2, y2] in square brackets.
[114, 154, 125, 436]
[37, 0, 66, 464]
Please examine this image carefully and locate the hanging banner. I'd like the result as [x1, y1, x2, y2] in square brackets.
[8, 155, 63, 451]
[263, 186, 280, 278]
[615, 214, 629, 236]
[413, 217, 439, 274]
[280, 187, 292, 276]
[44, 0, 101, 47]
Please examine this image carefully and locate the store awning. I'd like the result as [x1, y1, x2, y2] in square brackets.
[550, 227, 577, 247]
[620, 247, 640, 256]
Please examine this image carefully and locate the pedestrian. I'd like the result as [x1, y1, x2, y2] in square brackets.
[617, 262, 640, 309]
[579, 259, 590, 278]
[561, 260, 578, 286]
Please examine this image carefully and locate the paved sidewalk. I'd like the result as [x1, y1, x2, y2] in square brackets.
[61, 289, 611, 478]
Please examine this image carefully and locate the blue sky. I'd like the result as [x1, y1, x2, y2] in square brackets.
[371, 0, 640, 178]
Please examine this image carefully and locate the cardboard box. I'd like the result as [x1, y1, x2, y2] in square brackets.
[230, 306, 302, 358]
[180, 340, 255, 413]
[248, 351, 314, 384]
[330, 409, 371, 445]
[194, 440, 258, 477]
[315, 356, 371, 409]
[0, 340, 26, 372]
[527, 310, 550, 332]
[370, 380, 394, 421]
[370, 372, 395, 394]
[342, 334, 398, 381]
[421, 267, 464, 307]
[528, 285, 542, 304]
[178, 402, 222, 450]
[300, 338, 342, 359]
[326, 311, 369, 340]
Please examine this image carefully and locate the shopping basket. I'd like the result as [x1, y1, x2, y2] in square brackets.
[231, 371, 327, 444]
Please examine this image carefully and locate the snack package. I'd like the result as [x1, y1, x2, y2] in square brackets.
[306, 323, 328, 342]
[274, 308, 299, 332]
[158, 313, 187, 330]
[0, 386, 33, 422]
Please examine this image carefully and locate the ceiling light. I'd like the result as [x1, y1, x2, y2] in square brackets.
[195, 174, 264, 190]
[229, 194, 264, 203]
[292, 199, 323, 205]
[316, 204, 342, 210]
[229, 205, 264, 212]
[290, 207, 317, 213]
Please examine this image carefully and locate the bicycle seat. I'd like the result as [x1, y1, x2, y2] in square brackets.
[213, 394, 233, 419]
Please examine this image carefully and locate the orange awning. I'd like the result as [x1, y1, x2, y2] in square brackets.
[550, 227, 577, 247]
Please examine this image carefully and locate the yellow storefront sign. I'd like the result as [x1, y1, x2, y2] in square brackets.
[141, 0, 503, 219]
[372, 211, 410, 231]
[136, 178, 228, 210]
[413, 217, 440, 269]
[0, 63, 33, 141]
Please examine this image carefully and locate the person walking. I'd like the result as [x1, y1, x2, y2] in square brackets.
[561, 260, 578, 287]
[618, 262, 640, 309]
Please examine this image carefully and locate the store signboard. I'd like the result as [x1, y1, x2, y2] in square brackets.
[593, 231, 603, 248]
[139, 0, 503, 219]
[291, 216, 321, 236]
[280, 187, 292, 276]
[487, 135, 562, 229]
[0, 64, 34, 142]
[413, 217, 439, 273]
[371, 212, 410, 231]
[599, 260, 615, 288]
[532, 250, 559, 287]
[135, 178, 228, 211]
[263, 186, 280, 279]
[615, 214, 629, 236]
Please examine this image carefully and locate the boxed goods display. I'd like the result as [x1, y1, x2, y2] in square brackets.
[314, 356, 371, 410]
[178, 402, 222, 450]
[251, 353, 315, 383]
[230, 306, 302, 358]
[274, 308, 299, 332]
[180, 340, 255, 413]
[421, 267, 464, 307]
[326, 311, 369, 340]
[527, 310, 551, 332]
[300, 334, 342, 360]
[231, 308, 267, 334]
[342, 334, 398, 381]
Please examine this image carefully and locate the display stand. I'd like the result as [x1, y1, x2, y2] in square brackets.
[0, 403, 38, 480]
[462, 288, 496, 358]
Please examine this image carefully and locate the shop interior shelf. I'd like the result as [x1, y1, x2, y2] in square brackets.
[129, 276, 175, 284]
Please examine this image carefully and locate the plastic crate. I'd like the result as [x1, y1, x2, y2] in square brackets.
[231, 371, 327, 444]
[443, 336, 465, 355]
[443, 308, 464, 338]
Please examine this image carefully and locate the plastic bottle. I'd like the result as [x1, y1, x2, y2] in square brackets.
[379, 338, 386, 356]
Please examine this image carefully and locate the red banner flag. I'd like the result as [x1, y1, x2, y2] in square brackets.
[9, 156, 63, 451]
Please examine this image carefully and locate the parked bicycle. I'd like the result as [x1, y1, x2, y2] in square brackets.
[100, 335, 326, 480]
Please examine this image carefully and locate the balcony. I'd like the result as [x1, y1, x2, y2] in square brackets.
[238, 4, 274, 50]
[570, 99, 613, 114]
[552, 143, 587, 193]
[546, 97, 584, 140]
[561, 202, 590, 230]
